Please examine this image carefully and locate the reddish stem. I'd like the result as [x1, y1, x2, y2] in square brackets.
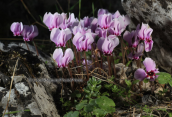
[84, 51, 89, 81]
[107, 56, 112, 76]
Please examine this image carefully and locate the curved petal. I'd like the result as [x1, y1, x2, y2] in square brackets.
[64, 28, 72, 41]
[112, 10, 121, 19]
[144, 39, 153, 52]
[50, 28, 61, 43]
[97, 37, 105, 51]
[108, 35, 119, 47]
[61, 48, 74, 67]
[29, 25, 38, 41]
[134, 68, 147, 81]
[82, 33, 94, 51]
[43, 12, 53, 29]
[53, 48, 63, 67]
[123, 31, 133, 47]
[98, 9, 108, 17]
[143, 57, 156, 72]
[72, 32, 83, 47]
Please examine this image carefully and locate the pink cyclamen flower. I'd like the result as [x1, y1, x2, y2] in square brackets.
[98, 13, 113, 29]
[50, 28, 72, 47]
[109, 15, 130, 36]
[97, 35, 119, 55]
[123, 24, 140, 48]
[10, 22, 23, 36]
[138, 23, 153, 41]
[60, 13, 79, 30]
[134, 57, 159, 81]
[21, 25, 38, 41]
[144, 37, 153, 52]
[127, 42, 144, 60]
[53, 48, 74, 68]
[43, 12, 63, 31]
[112, 10, 121, 19]
[73, 32, 94, 51]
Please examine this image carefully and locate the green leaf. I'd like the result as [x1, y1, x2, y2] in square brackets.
[119, 52, 122, 56]
[101, 92, 110, 96]
[132, 80, 140, 85]
[95, 96, 115, 107]
[169, 81, 172, 87]
[114, 59, 120, 64]
[64, 111, 79, 117]
[169, 113, 172, 117]
[75, 100, 87, 110]
[156, 72, 171, 77]
[143, 79, 149, 83]
[126, 60, 132, 67]
[39, 15, 43, 23]
[125, 79, 132, 87]
[92, 108, 107, 117]
[83, 104, 94, 112]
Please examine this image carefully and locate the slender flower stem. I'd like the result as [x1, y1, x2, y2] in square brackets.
[25, 41, 30, 52]
[84, 51, 89, 81]
[112, 54, 117, 78]
[91, 44, 96, 68]
[32, 40, 39, 56]
[107, 56, 112, 76]
[91, 44, 94, 68]
[73, 45, 80, 73]
[67, 41, 74, 67]
[100, 53, 103, 69]
[67, 64, 74, 91]
[119, 36, 125, 65]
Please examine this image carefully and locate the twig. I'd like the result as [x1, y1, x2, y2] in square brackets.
[2, 58, 19, 117]
[24, 41, 30, 51]
[20, 0, 47, 29]
[32, 40, 39, 56]
[55, 0, 64, 12]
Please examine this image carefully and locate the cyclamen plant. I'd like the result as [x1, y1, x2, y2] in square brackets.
[10, 22, 39, 56]
[10, 8, 160, 97]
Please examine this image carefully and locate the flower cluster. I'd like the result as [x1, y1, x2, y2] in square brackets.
[123, 23, 153, 60]
[10, 22, 38, 41]
[10, 8, 159, 81]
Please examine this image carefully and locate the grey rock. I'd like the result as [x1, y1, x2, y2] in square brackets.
[0, 41, 61, 117]
[121, 0, 172, 73]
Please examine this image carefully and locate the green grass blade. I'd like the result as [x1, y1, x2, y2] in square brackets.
[69, 1, 79, 12]
[92, 2, 94, 17]
[79, 0, 81, 20]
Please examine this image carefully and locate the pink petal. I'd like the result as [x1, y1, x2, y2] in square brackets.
[53, 48, 63, 67]
[61, 48, 74, 67]
[143, 57, 156, 72]
[144, 39, 153, 52]
[50, 28, 61, 43]
[134, 68, 147, 81]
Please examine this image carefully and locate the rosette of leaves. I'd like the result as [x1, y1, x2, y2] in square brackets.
[64, 77, 116, 117]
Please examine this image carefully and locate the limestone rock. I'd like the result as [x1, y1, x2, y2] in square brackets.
[121, 0, 172, 73]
